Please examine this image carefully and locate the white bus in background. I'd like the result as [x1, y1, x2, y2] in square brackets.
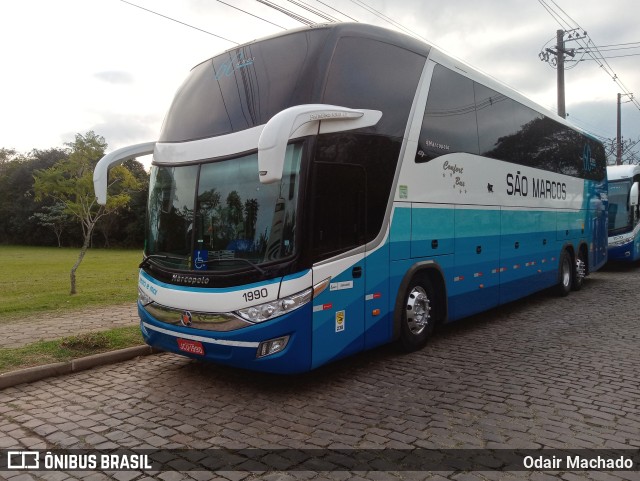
[607, 164, 640, 262]
[94, 23, 608, 374]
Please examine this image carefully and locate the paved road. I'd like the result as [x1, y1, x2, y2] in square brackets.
[1, 265, 639, 480]
[0, 303, 138, 349]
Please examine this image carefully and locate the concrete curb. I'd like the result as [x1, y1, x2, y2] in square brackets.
[0, 345, 157, 390]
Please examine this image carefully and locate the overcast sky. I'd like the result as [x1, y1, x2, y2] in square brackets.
[2, 0, 639, 166]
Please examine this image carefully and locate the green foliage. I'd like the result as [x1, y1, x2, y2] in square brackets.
[33, 131, 141, 240]
[96, 158, 149, 247]
[30, 202, 73, 247]
[0, 135, 149, 248]
[0, 148, 68, 245]
[31, 131, 145, 293]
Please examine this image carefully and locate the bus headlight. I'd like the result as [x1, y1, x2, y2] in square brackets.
[235, 288, 312, 323]
[138, 288, 153, 306]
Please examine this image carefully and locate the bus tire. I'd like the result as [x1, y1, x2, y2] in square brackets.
[555, 250, 573, 297]
[573, 247, 587, 291]
[399, 275, 436, 351]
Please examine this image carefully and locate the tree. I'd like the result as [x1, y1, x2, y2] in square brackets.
[34, 131, 142, 294]
[0, 148, 18, 170]
[30, 203, 72, 247]
[95, 158, 149, 247]
[0, 148, 67, 245]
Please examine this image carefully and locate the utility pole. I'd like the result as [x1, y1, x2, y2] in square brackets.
[556, 29, 566, 118]
[539, 29, 585, 118]
[616, 93, 635, 165]
[617, 93, 622, 165]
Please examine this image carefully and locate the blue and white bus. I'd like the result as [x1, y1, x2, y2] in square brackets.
[94, 23, 608, 373]
[607, 164, 640, 262]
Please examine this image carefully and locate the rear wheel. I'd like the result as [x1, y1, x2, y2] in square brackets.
[399, 276, 436, 351]
[555, 250, 572, 297]
[573, 248, 587, 291]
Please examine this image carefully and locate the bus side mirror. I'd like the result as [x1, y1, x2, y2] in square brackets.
[257, 104, 382, 184]
[630, 182, 639, 207]
[93, 142, 156, 205]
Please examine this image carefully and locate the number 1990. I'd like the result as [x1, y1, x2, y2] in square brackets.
[242, 288, 269, 303]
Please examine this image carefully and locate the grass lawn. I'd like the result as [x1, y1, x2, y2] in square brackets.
[0, 245, 142, 320]
[0, 327, 144, 374]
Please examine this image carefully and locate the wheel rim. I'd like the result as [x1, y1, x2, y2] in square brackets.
[576, 257, 586, 283]
[562, 257, 571, 288]
[405, 286, 431, 335]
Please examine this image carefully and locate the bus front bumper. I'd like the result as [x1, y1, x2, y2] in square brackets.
[138, 302, 313, 374]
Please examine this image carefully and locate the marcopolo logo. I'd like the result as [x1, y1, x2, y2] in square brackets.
[172, 274, 210, 286]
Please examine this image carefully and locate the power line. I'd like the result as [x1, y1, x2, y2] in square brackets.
[580, 52, 640, 60]
[538, 0, 640, 111]
[312, 0, 359, 22]
[547, 0, 640, 110]
[587, 41, 640, 49]
[119, 0, 239, 45]
[254, 0, 317, 26]
[538, 0, 572, 31]
[216, 0, 286, 30]
[286, 0, 338, 22]
[576, 44, 640, 53]
[349, 0, 428, 42]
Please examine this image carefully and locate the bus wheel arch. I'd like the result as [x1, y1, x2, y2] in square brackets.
[393, 263, 447, 351]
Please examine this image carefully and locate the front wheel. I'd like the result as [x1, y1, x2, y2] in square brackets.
[399, 276, 436, 351]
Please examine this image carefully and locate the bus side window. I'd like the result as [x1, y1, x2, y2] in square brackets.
[416, 64, 479, 163]
[311, 162, 366, 261]
[475, 83, 543, 167]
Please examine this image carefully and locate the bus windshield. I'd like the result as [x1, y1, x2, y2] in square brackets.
[145, 143, 303, 271]
[608, 179, 632, 234]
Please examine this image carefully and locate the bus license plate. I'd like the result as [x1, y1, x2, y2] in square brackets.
[177, 338, 205, 356]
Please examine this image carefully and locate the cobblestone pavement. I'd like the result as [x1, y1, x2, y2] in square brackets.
[1, 265, 639, 481]
[0, 303, 138, 348]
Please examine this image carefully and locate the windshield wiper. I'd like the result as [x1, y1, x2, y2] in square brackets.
[200, 257, 266, 275]
[139, 254, 188, 269]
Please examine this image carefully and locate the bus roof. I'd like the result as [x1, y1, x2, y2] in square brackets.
[607, 164, 640, 181]
[194, 22, 598, 143]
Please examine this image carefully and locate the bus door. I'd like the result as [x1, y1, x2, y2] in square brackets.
[310, 162, 367, 369]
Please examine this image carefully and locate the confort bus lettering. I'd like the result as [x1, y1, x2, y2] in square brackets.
[94, 23, 607, 374]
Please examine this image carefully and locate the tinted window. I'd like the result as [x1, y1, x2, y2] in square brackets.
[146, 165, 199, 269]
[160, 29, 327, 142]
[417, 65, 479, 162]
[608, 180, 632, 233]
[475, 83, 544, 166]
[314, 133, 401, 245]
[324, 37, 425, 138]
[311, 162, 366, 261]
[539, 120, 605, 180]
[417, 64, 606, 180]
[583, 138, 606, 180]
[542, 119, 581, 176]
[194, 144, 302, 269]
